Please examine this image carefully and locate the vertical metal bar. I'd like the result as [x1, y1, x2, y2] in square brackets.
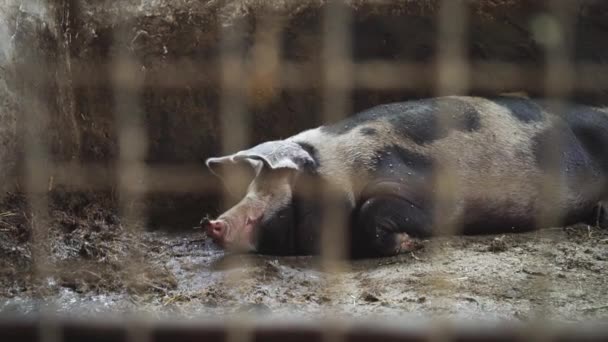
[23, 0, 52, 286]
[434, 0, 469, 233]
[23, 36, 51, 306]
[249, 14, 282, 111]
[218, 9, 252, 342]
[320, 0, 352, 272]
[19, 0, 59, 340]
[111, 10, 150, 342]
[430, 0, 469, 327]
[113, 45, 147, 235]
[217, 12, 252, 237]
[320, 0, 352, 340]
[529, 0, 576, 327]
[220, 22, 249, 161]
[436, 0, 470, 97]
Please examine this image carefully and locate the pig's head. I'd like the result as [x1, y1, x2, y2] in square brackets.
[203, 140, 317, 254]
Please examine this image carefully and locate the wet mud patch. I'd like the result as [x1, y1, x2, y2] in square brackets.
[0, 191, 176, 300]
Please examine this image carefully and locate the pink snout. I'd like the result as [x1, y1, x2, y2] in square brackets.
[205, 219, 227, 242]
[201, 214, 259, 251]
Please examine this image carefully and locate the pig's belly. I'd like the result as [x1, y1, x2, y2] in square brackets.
[458, 195, 596, 234]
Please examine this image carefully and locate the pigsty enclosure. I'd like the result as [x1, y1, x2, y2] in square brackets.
[2, 0, 608, 340]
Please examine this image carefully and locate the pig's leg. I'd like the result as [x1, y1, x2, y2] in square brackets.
[355, 195, 432, 257]
[598, 202, 608, 229]
[582, 201, 608, 229]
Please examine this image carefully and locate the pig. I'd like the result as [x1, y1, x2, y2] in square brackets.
[202, 95, 608, 257]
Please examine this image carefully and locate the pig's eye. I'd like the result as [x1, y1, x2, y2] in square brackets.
[260, 167, 297, 181]
[245, 215, 263, 226]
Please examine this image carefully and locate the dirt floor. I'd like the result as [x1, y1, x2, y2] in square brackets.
[1, 191, 608, 322]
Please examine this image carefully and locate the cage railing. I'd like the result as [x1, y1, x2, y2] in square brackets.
[3, 0, 608, 341]
[50, 60, 608, 92]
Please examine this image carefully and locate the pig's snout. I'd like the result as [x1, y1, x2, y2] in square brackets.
[205, 219, 227, 241]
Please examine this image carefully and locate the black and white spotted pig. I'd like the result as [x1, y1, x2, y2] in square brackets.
[202, 95, 608, 257]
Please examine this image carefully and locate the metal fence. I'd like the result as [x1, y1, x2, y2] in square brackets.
[3, 0, 608, 341]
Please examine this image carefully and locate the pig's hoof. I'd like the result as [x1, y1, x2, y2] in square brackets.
[596, 203, 608, 230]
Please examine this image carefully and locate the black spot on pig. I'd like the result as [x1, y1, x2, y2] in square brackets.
[491, 97, 544, 123]
[353, 195, 432, 257]
[463, 196, 597, 236]
[320, 109, 381, 135]
[293, 142, 320, 172]
[547, 103, 608, 170]
[531, 123, 588, 171]
[531, 122, 601, 190]
[365, 145, 435, 209]
[250, 169, 353, 256]
[462, 199, 538, 234]
[531, 128, 559, 171]
[322, 98, 480, 144]
[371, 145, 434, 174]
[360, 127, 378, 136]
[255, 204, 297, 256]
[387, 98, 481, 145]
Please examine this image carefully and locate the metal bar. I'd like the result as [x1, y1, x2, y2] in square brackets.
[433, 0, 469, 232]
[18, 1, 60, 340]
[319, 1, 353, 341]
[249, 13, 282, 110]
[429, 0, 469, 324]
[31, 162, 221, 194]
[319, 0, 353, 269]
[64, 60, 608, 92]
[3, 319, 608, 342]
[216, 6, 253, 342]
[112, 39, 147, 228]
[529, 0, 577, 325]
[111, 11, 151, 342]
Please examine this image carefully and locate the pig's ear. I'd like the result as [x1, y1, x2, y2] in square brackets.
[205, 156, 263, 198]
[231, 141, 316, 171]
[205, 155, 263, 179]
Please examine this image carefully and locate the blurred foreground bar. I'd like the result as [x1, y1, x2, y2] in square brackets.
[1, 318, 608, 342]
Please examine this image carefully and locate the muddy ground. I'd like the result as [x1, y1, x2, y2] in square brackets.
[1, 192, 607, 322]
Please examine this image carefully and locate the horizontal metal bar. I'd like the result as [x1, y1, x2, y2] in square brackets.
[24, 162, 221, 194]
[44, 60, 608, 92]
[1, 318, 608, 342]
